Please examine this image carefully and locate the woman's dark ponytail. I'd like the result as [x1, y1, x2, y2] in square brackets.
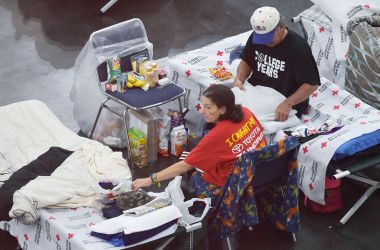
[230, 104, 243, 122]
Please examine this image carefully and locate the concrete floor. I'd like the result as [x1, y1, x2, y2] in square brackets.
[0, 0, 379, 249]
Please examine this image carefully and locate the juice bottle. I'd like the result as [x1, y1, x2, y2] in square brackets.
[151, 62, 159, 84]
[145, 66, 155, 88]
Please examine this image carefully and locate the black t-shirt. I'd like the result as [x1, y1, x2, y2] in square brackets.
[240, 29, 320, 115]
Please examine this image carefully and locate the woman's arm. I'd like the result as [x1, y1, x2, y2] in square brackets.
[131, 160, 193, 190]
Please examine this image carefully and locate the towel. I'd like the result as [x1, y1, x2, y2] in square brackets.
[232, 84, 302, 134]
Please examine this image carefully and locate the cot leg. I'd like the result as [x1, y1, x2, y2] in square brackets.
[339, 175, 379, 225]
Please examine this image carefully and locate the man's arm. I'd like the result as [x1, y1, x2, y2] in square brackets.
[233, 60, 252, 90]
[276, 83, 318, 121]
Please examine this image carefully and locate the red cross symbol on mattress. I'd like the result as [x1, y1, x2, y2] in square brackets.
[321, 142, 327, 148]
[333, 105, 340, 110]
[311, 92, 318, 98]
[303, 119, 309, 123]
[319, 26, 325, 33]
[332, 90, 339, 96]
[216, 60, 223, 66]
[24, 234, 29, 241]
[309, 183, 314, 190]
[217, 50, 223, 56]
[354, 103, 361, 109]
[185, 70, 191, 77]
[363, 4, 370, 8]
[302, 146, 309, 154]
[48, 216, 56, 220]
[68, 233, 75, 239]
[196, 103, 201, 111]
[56, 234, 61, 241]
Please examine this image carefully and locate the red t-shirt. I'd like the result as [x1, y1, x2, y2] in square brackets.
[184, 106, 267, 187]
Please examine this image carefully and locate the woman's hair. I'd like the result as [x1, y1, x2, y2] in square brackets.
[202, 84, 243, 123]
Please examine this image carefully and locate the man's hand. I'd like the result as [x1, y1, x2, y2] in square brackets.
[131, 177, 153, 191]
[233, 79, 245, 91]
[275, 100, 293, 122]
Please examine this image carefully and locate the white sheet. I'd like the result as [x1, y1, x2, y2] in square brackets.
[290, 77, 380, 204]
[232, 84, 302, 134]
[310, 0, 380, 61]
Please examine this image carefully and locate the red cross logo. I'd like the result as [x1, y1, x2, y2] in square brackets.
[309, 183, 314, 190]
[311, 92, 318, 98]
[89, 222, 96, 226]
[321, 142, 327, 148]
[56, 234, 61, 241]
[332, 90, 339, 96]
[360, 121, 367, 125]
[24, 234, 29, 241]
[196, 103, 201, 111]
[209, 83, 217, 86]
[363, 4, 370, 8]
[48, 216, 56, 220]
[333, 105, 340, 110]
[217, 50, 223, 56]
[68, 233, 75, 239]
[303, 146, 309, 154]
[216, 60, 223, 66]
[185, 70, 191, 77]
[354, 103, 361, 109]
[303, 119, 309, 123]
[319, 26, 325, 33]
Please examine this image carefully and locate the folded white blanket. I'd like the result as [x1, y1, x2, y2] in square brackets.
[9, 140, 131, 224]
[232, 84, 301, 134]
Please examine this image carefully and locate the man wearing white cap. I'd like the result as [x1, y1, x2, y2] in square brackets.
[234, 6, 320, 121]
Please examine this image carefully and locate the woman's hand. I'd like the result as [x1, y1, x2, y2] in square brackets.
[131, 177, 153, 191]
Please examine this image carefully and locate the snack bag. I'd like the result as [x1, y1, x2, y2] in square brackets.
[128, 128, 148, 168]
[170, 125, 188, 156]
[208, 66, 233, 81]
[107, 54, 122, 82]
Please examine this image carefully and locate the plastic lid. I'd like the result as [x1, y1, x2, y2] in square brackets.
[146, 66, 153, 73]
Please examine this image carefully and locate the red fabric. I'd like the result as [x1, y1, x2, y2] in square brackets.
[184, 107, 267, 187]
[304, 177, 342, 213]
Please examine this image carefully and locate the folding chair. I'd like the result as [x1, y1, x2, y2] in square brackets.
[87, 19, 186, 165]
[210, 137, 301, 248]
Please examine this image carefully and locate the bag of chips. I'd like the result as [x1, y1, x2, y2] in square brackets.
[170, 125, 188, 156]
[107, 54, 122, 82]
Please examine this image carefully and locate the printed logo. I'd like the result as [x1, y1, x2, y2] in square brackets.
[232, 144, 244, 154]
[255, 50, 285, 78]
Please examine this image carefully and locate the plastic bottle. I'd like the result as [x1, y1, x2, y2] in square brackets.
[151, 62, 159, 84]
[145, 66, 154, 88]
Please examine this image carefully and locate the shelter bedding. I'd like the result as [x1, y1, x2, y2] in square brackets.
[0, 100, 131, 223]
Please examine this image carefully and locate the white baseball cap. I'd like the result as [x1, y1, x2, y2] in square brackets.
[250, 6, 280, 44]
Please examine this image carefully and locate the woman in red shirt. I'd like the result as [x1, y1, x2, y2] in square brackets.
[132, 85, 267, 204]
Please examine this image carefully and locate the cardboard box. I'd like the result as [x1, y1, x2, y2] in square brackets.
[129, 110, 158, 163]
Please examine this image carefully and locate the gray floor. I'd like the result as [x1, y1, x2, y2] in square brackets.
[0, 0, 379, 249]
